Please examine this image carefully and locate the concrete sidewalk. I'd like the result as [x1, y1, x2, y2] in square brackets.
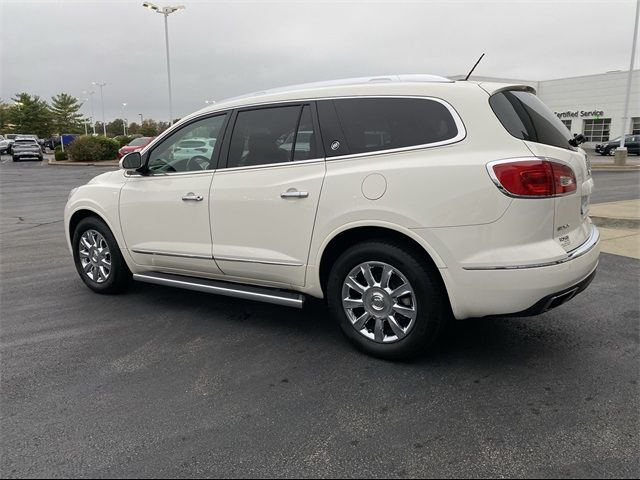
[590, 199, 640, 259]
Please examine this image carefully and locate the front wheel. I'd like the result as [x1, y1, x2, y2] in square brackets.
[327, 240, 449, 360]
[607, 147, 616, 156]
[72, 216, 132, 294]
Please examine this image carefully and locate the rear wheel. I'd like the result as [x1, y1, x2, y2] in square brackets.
[327, 240, 449, 360]
[72, 216, 132, 294]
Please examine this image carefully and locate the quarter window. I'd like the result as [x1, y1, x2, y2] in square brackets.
[227, 105, 309, 168]
[326, 98, 459, 156]
[583, 118, 611, 143]
[147, 114, 226, 173]
[489, 90, 573, 150]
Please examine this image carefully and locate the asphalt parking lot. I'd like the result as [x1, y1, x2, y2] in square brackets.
[1, 158, 638, 478]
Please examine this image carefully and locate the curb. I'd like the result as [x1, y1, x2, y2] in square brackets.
[48, 159, 118, 167]
[591, 216, 640, 230]
[591, 165, 640, 171]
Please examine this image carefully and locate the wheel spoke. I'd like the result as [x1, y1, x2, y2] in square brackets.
[387, 315, 405, 338]
[81, 237, 92, 249]
[374, 318, 384, 342]
[380, 265, 393, 289]
[343, 298, 364, 310]
[79, 250, 90, 259]
[360, 264, 376, 287]
[393, 304, 416, 320]
[345, 276, 366, 295]
[83, 261, 93, 273]
[390, 284, 411, 300]
[353, 312, 371, 330]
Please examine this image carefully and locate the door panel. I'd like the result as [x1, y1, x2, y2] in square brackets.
[210, 161, 325, 286]
[120, 172, 222, 274]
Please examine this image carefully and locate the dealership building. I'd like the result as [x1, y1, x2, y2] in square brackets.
[455, 70, 640, 149]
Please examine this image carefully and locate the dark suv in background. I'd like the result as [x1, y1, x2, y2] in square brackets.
[595, 135, 640, 155]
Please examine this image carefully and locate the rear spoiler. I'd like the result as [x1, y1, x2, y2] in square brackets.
[477, 82, 537, 96]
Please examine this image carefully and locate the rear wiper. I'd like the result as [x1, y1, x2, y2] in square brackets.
[569, 133, 586, 147]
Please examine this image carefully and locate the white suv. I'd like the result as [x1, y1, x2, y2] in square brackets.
[64, 75, 600, 359]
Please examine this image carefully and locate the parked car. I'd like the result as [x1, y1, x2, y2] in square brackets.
[117, 136, 156, 159]
[12, 137, 43, 162]
[595, 135, 640, 155]
[1, 134, 18, 154]
[64, 75, 599, 359]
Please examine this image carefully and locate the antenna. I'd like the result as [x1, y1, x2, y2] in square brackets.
[464, 53, 485, 81]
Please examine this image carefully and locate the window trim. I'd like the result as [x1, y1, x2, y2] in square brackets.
[138, 111, 231, 176]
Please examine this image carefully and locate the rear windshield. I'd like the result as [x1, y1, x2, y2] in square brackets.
[489, 90, 573, 150]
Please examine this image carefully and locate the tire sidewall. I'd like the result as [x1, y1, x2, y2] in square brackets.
[327, 242, 445, 360]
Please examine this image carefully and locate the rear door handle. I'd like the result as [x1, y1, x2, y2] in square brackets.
[182, 193, 203, 201]
[281, 190, 309, 199]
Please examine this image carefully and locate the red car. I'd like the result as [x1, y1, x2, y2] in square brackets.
[117, 137, 155, 159]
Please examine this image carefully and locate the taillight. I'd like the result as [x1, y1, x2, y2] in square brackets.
[489, 158, 576, 198]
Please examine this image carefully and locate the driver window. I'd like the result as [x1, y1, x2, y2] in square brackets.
[148, 114, 227, 173]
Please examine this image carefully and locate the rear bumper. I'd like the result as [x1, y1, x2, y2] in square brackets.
[440, 226, 600, 319]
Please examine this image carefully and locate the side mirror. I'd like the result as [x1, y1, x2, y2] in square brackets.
[120, 151, 142, 170]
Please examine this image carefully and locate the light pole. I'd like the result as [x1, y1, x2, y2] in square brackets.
[82, 90, 96, 134]
[142, 2, 185, 126]
[139, 113, 143, 126]
[92, 82, 107, 136]
[616, 0, 639, 165]
[122, 103, 128, 136]
[81, 98, 89, 135]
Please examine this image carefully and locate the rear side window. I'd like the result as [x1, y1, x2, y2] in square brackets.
[227, 106, 302, 168]
[490, 90, 573, 150]
[319, 97, 459, 157]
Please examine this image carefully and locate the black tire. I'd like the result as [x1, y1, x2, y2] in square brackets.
[72, 216, 132, 294]
[606, 147, 616, 156]
[327, 240, 450, 360]
[12, 156, 18, 162]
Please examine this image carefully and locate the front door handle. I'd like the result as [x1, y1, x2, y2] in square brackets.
[182, 193, 203, 202]
[281, 190, 309, 199]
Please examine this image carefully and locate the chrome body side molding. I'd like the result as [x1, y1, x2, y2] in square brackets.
[463, 226, 600, 271]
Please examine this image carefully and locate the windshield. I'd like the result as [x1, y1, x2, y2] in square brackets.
[490, 90, 574, 150]
[128, 137, 151, 147]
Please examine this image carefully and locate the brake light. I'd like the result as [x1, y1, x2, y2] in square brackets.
[489, 159, 576, 197]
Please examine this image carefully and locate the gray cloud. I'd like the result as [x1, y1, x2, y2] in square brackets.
[1, 0, 638, 122]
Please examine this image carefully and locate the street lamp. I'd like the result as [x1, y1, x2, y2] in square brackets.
[92, 82, 107, 136]
[122, 102, 128, 136]
[139, 113, 143, 125]
[142, 2, 185, 126]
[82, 90, 96, 135]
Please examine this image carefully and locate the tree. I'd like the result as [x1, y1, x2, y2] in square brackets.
[106, 118, 126, 137]
[140, 119, 159, 136]
[8, 93, 52, 137]
[50, 93, 84, 134]
[0, 99, 14, 132]
[127, 122, 141, 135]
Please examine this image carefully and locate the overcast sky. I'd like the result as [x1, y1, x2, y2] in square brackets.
[1, 0, 638, 123]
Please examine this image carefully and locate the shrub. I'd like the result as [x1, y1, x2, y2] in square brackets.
[67, 136, 120, 162]
[114, 135, 135, 148]
[96, 136, 120, 160]
[54, 146, 68, 161]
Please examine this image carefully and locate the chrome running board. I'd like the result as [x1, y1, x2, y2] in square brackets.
[133, 272, 305, 309]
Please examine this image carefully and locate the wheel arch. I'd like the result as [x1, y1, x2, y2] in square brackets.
[317, 224, 449, 300]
